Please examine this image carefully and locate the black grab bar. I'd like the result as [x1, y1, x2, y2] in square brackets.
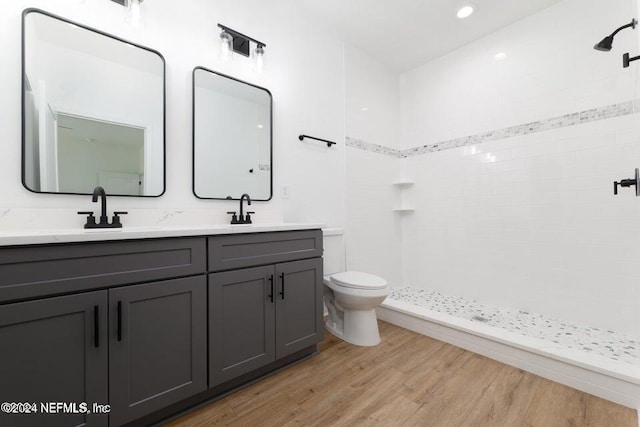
[298, 134, 337, 147]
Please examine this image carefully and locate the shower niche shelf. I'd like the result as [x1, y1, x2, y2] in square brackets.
[392, 180, 415, 186]
[392, 178, 415, 212]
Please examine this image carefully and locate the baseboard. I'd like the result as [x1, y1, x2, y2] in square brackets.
[377, 305, 640, 410]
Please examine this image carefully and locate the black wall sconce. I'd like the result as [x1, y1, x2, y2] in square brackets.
[218, 24, 266, 72]
[110, 0, 145, 27]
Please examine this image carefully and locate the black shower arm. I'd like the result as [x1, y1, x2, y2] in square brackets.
[610, 19, 637, 38]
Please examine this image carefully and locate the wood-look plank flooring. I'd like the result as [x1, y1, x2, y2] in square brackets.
[168, 321, 637, 427]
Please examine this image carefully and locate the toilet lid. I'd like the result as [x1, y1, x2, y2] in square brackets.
[330, 271, 387, 290]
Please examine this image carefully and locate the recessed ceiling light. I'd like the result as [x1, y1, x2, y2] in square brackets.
[257, 124, 264, 129]
[494, 52, 507, 61]
[457, 5, 474, 19]
[361, 107, 369, 112]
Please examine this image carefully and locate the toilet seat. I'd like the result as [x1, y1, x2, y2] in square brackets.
[330, 271, 387, 290]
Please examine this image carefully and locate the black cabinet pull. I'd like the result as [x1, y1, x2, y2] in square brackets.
[117, 301, 122, 342]
[279, 272, 285, 300]
[93, 305, 100, 348]
[268, 274, 274, 303]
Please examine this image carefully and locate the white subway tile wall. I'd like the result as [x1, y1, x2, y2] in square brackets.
[345, 42, 404, 288]
[399, 0, 640, 149]
[347, 100, 640, 158]
[345, 0, 640, 342]
[345, 147, 404, 288]
[402, 114, 640, 337]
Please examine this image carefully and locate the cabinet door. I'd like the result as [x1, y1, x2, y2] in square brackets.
[209, 265, 276, 387]
[109, 276, 207, 427]
[275, 258, 323, 358]
[0, 291, 108, 427]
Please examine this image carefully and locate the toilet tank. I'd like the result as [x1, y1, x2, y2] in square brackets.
[322, 229, 345, 276]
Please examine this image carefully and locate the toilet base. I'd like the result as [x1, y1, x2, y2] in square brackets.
[325, 309, 381, 346]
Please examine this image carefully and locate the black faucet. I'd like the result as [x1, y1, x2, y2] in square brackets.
[240, 193, 251, 222]
[227, 193, 254, 224]
[78, 186, 128, 229]
[93, 186, 109, 225]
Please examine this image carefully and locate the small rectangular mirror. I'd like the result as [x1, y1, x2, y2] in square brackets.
[22, 9, 165, 197]
[193, 67, 272, 201]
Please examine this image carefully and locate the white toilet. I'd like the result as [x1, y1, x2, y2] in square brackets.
[323, 271, 389, 346]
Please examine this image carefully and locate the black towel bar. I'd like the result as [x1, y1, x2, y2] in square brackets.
[298, 134, 337, 147]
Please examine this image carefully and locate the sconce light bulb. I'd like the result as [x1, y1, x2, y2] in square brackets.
[220, 31, 233, 62]
[254, 44, 265, 74]
[126, 0, 145, 28]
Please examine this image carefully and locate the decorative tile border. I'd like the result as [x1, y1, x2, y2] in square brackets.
[347, 99, 640, 158]
[389, 287, 640, 365]
[345, 137, 403, 157]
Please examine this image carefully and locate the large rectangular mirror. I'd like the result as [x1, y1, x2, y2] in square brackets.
[193, 67, 272, 200]
[22, 9, 165, 197]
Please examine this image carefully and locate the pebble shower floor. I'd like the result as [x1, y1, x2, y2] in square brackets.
[388, 287, 640, 365]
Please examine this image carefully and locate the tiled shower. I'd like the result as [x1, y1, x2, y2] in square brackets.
[345, 0, 640, 372]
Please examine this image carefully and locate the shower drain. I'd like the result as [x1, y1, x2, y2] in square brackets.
[472, 315, 490, 323]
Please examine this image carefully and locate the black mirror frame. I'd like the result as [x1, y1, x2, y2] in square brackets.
[21, 8, 167, 198]
[191, 66, 273, 201]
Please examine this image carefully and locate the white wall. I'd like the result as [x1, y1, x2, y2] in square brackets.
[345, 44, 399, 148]
[399, 0, 640, 337]
[344, 44, 404, 287]
[345, 147, 404, 287]
[0, 0, 346, 230]
[402, 116, 640, 336]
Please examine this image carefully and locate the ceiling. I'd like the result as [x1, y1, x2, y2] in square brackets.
[299, 0, 564, 72]
[58, 114, 144, 149]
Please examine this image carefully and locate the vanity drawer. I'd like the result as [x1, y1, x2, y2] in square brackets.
[0, 237, 206, 303]
[208, 230, 322, 271]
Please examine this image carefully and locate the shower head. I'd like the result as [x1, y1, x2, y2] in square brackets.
[594, 35, 614, 52]
[594, 19, 637, 51]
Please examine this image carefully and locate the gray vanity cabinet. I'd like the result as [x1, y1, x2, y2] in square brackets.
[0, 291, 108, 427]
[108, 276, 207, 427]
[209, 256, 323, 387]
[209, 266, 276, 386]
[275, 258, 324, 358]
[0, 231, 322, 426]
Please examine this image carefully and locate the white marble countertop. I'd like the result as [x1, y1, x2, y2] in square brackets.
[0, 223, 325, 246]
